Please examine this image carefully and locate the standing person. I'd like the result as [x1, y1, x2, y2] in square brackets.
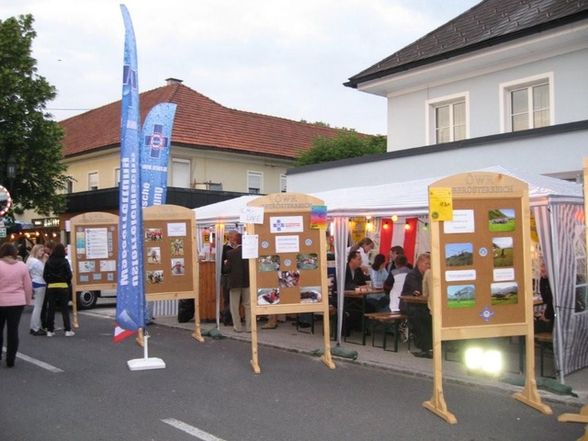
[401, 252, 432, 358]
[221, 230, 238, 326]
[0, 243, 33, 367]
[27, 244, 47, 336]
[43, 243, 75, 337]
[534, 263, 554, 333]
[349, 237, 374, 274]
[226, 233, 251, 333]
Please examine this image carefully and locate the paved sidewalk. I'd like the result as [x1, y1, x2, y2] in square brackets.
[151, 315, 587, 409]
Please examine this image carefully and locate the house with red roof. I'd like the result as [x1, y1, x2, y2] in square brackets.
[60, 78, 345, 217]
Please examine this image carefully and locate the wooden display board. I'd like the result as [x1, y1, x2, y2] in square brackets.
[426, 172, 551, 424]
[247, 193, 335, 373]
[70, 212, 119, 328]
[143, 204, 202, 342]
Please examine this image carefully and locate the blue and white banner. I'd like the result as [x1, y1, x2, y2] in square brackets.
[140, 103, 177, 207]
[115, 4, 145, 334]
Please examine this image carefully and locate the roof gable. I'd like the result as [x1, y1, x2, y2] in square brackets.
[347, 0, 588, 88]
[60, 82, 346, 159]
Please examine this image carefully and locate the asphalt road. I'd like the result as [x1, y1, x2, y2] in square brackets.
[0, 307, 583, 441]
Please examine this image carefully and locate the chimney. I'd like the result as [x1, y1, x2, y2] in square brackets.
[166, 78, 183, 86]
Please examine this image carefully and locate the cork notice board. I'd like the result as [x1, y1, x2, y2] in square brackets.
[247, 193, 335, 373]
[425, 172, 550, 424]
[69, 212, 119, 328]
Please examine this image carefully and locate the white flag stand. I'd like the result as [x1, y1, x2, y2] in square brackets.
[127, 334, 166, 371]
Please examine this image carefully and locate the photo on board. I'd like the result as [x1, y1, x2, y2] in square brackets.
[492, 237, 513, 268]
[445, 243, 474, 267]
[278, 270, 300, 288]
[491, 281, 518, 305]
[171, 258, 185, 275]
[147, 247, 161, 264]
[145, 228, 163, 241]
[170, 238, 184, 256]
[300, 286, 322, 303]
[258, 288, 280, 305]
[488, 208, 516, 232]
[447, 284, 476, 309]
[297, 253, 319, 270]
[258, 255, 280, 272]
[146, 270, 164, 285]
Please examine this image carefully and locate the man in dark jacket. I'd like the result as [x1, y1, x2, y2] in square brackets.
[226, 233, 250, 332]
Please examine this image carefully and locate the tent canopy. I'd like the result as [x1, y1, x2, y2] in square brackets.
[194, 166, 582, 223]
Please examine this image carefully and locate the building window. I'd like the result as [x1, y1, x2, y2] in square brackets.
[248, 171, 263, 194]
[500, 73, 552, 133]
[115, 168, 120, 187]
[88, 172, 98, 191]
[426, 93, 468, 145]
[66, 179, 73, 194]
[280, 174, 287, 193]
[171, 158, 191, 188]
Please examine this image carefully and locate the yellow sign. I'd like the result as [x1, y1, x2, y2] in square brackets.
[429, 187, 453, 221]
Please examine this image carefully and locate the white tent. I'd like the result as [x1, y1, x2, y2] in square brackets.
[194, 166, 586, 380]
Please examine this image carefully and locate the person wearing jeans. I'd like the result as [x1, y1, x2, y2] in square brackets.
[27, 244, 47, 336]
[0, 243, 33, 367]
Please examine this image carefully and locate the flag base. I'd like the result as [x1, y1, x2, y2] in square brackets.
[126, 333, 165, 371]
[127, 357, 166, 371]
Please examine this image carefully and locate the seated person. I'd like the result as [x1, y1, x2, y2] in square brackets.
[344, 250, 367, 333]
[345, 250, 367, 290]
[401, 253, 432, 358]
[366, 254, 389, 312]
[386, 255, 410, 312]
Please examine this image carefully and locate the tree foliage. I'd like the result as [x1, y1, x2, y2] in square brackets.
[0, 14, 70, 216]
[295, 131, 386, 167]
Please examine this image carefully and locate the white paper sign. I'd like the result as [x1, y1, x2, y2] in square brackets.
[270, 216, 304, 234]
[167, 222, 187, 237]
[493, 268, 515, 282]
[444, 209, 475, 234]
[242, 234, 259, 259]
[445, 269, 477, 282]
[240, 206, 264, 224]
[275, 235, 300, 253]
[85, 228, 108, 259]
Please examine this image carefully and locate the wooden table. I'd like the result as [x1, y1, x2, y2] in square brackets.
[344, 288, 385, 345]
[399, 295, 428, 304]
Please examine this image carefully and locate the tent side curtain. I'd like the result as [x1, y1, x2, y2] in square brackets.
[534, 202, 588, 378]
[551, 203, 588, 376]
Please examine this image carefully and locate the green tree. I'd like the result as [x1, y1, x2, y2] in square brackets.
[0, 14, 70, 217]
[295, 131, 386, 166]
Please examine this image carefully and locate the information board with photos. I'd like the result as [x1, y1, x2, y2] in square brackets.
[425, 172, 550, 424]
[246, 193, 334, 373]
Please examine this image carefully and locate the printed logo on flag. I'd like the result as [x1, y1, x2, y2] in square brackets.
[145, 124, 169, 159]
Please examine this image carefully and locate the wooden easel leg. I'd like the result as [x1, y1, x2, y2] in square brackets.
[72, 294, 79, 329]
[250, 316, 260, 374]
[192, 295, 204, 342]
[513, 334, 552, 415]
[423, 343, 457, 424]
[321, 311, 335, 369]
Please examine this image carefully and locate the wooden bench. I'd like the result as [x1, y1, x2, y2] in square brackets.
[364, 312, 407, 352]
[535, 332, 554, 377]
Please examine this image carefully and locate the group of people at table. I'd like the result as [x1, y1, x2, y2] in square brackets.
[344, 238, 434, 358]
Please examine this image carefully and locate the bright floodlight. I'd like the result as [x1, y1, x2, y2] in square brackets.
[482, 349, 503, 375]
[464, 347, 484, 370]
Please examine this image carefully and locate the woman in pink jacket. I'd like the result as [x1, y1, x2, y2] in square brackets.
[0, 243, 33, 367]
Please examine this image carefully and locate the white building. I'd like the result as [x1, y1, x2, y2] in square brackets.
[289, 0, 588, 192]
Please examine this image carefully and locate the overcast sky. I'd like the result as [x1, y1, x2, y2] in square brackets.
[2, 0, 479, 134]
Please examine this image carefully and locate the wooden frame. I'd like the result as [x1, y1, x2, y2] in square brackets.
[425, 172, 551, 424]
[143, 204, 202, 342]
[247, 193, 335, 373]
[70, 212, 119, 328]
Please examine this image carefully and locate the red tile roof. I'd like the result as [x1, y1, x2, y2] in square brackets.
[60, 82, 346, 159]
